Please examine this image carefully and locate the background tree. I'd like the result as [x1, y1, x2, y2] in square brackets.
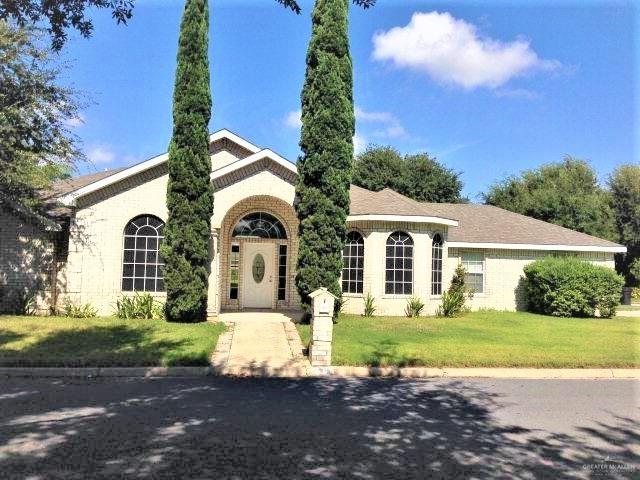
[0, 0, 374, 51]
[609, 164, 640, 285]
[160, 0, 212, 322]
[403, 153, 463, 203]
[352, 146, 405, 193]
[483, 157, 615, 240]
[0, 1, 135, 51]
[295, 0, 355, 309]
[352, 145, 464, 203]
[0, 21, 80, 213]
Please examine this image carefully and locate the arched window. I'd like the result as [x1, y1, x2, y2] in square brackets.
[122, 215, 165, 292]
[385, 231, 413, 295]
[342, 231, 364, 294]
[431, 233, 443, 295]
[232, 212, 287, 239]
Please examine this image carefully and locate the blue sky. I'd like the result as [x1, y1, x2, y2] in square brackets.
[59, 0, 637, 200]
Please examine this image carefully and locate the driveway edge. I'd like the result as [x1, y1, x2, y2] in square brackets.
[0, 366, 637, 379]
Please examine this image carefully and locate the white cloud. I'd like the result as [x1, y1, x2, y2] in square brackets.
[86, 145, 116, 165]
[64, 113, 85, 128]
[494, 88, 541, 99]
[284, 109, 302, 129]
[283, 106, 407, 149]
[372, 11, 560, 90]
[355, 106, 407, 139]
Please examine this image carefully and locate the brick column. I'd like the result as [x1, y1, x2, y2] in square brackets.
[309, 288, 337, 367]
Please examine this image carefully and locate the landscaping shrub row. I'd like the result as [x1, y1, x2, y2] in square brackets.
[523, 257, 624, 318]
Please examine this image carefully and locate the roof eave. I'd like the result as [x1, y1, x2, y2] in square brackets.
[447, 241, 626, 253]
[347, 214, 458, 226]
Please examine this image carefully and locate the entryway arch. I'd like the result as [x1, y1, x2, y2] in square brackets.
[219, 196, 299, 311]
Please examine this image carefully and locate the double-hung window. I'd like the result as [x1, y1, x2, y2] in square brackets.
[461, 252, 484, 294]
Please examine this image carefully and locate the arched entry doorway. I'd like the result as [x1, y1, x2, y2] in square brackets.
[219, 196, 299, 311]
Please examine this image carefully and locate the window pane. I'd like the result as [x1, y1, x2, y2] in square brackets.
[122, 215, 165, 292]
[385, 232, 413, 295]
[342, 231, 364, 294]
[232, 212, 287, 239]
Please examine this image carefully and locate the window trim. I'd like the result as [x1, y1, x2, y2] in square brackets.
[277, 243, 287, 301]
[342, 230, 365, 295]
[384, 231, 414, 296]
[232, 211, 287, 239]
[461, 252, 485, 296]
[121, 214, 166, 293]
[431, 233, 444, 297]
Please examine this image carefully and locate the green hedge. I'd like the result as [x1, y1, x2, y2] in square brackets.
[523, 257, 624, 318]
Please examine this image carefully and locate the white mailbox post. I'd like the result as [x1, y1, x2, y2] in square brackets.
[309, 287, 337, 368]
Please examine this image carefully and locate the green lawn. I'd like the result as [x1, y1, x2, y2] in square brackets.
[0, 316, 225, 367]
[297, 312, 640, 368]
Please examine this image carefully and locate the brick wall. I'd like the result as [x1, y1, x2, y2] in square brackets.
[0, 207, 59, 314]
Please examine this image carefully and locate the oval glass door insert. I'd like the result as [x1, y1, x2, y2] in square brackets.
[252, 254, 265, 283]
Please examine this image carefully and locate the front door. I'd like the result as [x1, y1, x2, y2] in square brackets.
[242, 243, 275, 309]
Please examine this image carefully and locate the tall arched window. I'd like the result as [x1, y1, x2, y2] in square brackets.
[385, 231, 413, 295]
[342, 231, 364, 294]
[122, 215, 165, 292]
[431, 233, 443, 295]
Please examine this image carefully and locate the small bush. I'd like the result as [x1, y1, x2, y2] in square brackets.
[363, 292, 376, 317]
[437, 264, 472, 317]
[115, 292, 164, 320]
[17, 292, 37, 316]
[632, 287, 640, 300]
[64, 302, 97, 318]
[405, 296, 425, 317]
[335, 296, 347, 316]
[523, 257, 624, 318]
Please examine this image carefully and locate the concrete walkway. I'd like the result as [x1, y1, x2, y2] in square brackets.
[211, 311, 310, 377]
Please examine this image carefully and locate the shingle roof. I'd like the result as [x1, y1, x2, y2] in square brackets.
[47, 168, 126, 198]
[349, 185, 457, 221]
[348, 185, 622, 249]
[422, 203, 622, 248]
[49, 171, 623, 250]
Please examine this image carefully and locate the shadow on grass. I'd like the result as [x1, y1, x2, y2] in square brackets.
[365, 339, 422, 368]
[0, 325, 204, 367]
[0, 330, 25, 348]
[0, 377, 637, 478]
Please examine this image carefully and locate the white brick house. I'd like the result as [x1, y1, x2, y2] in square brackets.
[0, 129, 626, 316]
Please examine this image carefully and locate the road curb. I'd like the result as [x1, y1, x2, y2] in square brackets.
[318, 366, 640, 379]
[0, 366, 212, 378]
[0, 366, 637, 379]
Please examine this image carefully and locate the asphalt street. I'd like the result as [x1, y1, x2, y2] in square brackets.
[0, 377, 637, 479]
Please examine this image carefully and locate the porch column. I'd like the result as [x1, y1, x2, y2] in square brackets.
[207, 229, 220, 318]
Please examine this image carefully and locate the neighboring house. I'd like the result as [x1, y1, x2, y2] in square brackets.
[0, 130, 626, 316]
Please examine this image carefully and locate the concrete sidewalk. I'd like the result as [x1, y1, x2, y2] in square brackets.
[210, 311, 311, 377]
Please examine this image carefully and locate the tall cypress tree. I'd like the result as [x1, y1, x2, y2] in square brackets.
[295, 0, 355, 310]
[161, 0, 212, 322]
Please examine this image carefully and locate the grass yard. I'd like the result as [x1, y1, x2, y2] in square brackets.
[297, 311, 640, 368]
[0, 316, 225, 367]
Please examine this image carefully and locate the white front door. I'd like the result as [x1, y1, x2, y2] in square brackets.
[242, 243, 275, 309]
